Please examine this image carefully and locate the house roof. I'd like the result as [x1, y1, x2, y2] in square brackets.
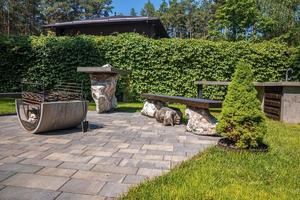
[43, 16, 169, 38]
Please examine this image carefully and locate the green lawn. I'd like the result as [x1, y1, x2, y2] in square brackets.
[121, 120, 300, 200]
[0, 98, 16, 115]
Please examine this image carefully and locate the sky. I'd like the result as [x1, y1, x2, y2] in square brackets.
[112, 0, 162, 16]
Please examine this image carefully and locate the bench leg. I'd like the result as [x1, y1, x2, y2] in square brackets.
[185, 107, 218, 135]
[141, 100, 166, 118]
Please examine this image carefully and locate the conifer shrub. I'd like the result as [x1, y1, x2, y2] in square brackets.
[216, 61, 267, 148]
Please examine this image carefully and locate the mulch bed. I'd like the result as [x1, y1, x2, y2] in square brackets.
[218, 137, 269, 153]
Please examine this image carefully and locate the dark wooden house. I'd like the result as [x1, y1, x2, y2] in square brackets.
[43, 16, 169, 38]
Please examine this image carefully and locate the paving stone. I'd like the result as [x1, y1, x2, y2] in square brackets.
[44, 138, 71, 144]
[20, 158, 62, 167]
[119, 158, 170, 170]
[132, 153, 164, 160]
[0, 140, 14, 145]
[88, 157, 122, 165]
[117, 143, 130, 148]
[142, 144, 174, 152]
[0, 171, 16, 182]
[0, 163, 42, 173]
[164, 155, 187, 162]
[145, 150, 179, 156]
[59, 179, 105, 195]
[137, 168, 169, 178]
[56, 192, 106, 200]
[122, 175, 147, 184]
[17, 151, 44, 159]
[37, 167, 76, 177]
[92, 164, 138, 175]
[58, 162, 95, 171]
[0, 156, 25, 164]
[185, 139, 217, 145]
[67, 144, 87, 150]
[118, 148, 146, 154]
[98, 182, 131, 198]
[128, 144, 143, 149]
[0, 186, 60, 200]
[23, 145, 51, 152]
[112, 152, 133, 158]
[2, 173, 69, 190]
[72, 170, 125, 182]
[45, 153, 92, 163]
[0, 111, 217, 199]
[83, 150, 113, 157]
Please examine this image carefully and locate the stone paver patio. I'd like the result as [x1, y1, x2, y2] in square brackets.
[0, 111, 218, 199]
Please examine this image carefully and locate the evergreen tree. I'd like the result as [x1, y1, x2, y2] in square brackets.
[209, 0, 261, 40]
[41, 0, 113, 24]
[216, 61, 267, 148]
[140, 0, 156, 17]
[130, 8, 137, 16]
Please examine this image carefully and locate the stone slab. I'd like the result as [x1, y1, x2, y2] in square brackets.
[88, 157, 122, 166]
[0, 186, 60, 200]
[58, 162, 95, 171]
[142, 144, 174, 152]
[56, 192, 106, 200]
[0, 171, 16, 182]
[119, 158, 171, 170]
[122, 175, 147, 184]
[37, 167, 77, 177]
[20, 158, 62, 167]
[98, 182, 131, 198]
[0, 163, 43, 173]
[17, 151, 43, 159]
[45, 153, 92, 163]
[0, 156, 25, 164]
[83, 151, 113, 157]
[44, 138, 72, 144]
[72, 170, 125, 182]
[2, 173, 69, 190]
[59, 179, 105, 195]
[137, 168, 169, 178]
[92, 164, 138, 175]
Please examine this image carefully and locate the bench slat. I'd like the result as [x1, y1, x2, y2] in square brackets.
[141, 93, 222, 109]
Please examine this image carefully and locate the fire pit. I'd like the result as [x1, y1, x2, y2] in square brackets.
[77, 64, 130, 113]
[16, 82, 88, 134]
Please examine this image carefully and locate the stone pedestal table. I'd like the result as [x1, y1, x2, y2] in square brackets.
[77, 64, 130, 113]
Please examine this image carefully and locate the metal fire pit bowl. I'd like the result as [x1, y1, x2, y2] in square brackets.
[16, 82, 88, 134]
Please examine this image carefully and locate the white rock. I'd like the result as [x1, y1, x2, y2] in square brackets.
[141, 101, 165, 118]
[91, 75, 118, 113]
[185, 107, 218, 135]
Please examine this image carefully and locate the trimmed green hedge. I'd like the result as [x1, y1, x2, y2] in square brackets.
[0, 34, 298, 101]
[0, 36, 33, 92]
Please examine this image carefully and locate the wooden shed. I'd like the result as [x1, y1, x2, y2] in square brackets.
[43, 16, 169, 39]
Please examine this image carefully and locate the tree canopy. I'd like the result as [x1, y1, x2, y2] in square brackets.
[0, 0, 113, 35]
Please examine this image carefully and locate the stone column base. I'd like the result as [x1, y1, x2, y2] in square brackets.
[141, 100, 166, 118]
[185, 107, 218, 135]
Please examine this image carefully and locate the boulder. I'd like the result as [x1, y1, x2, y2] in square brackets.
[185, 107, 218, 135]
[155, 107, 183, 126]
[141, 100, 165, 117]
[91, 74, 117, 113]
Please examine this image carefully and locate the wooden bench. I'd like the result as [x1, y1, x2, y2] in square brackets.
[141, 93, 222, 135]
[141, 94, 222, 109]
